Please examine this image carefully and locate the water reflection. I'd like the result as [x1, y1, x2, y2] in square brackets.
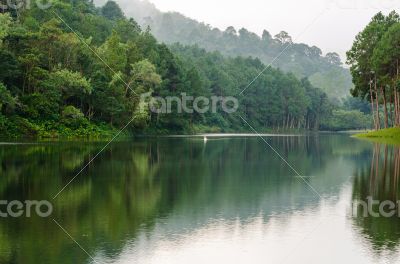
[352, 143, 400, 254]
[0, 135, 397, 263]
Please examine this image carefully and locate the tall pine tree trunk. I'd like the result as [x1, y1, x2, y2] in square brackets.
[374, 79, 381, 130]
[390, 95, 394, 127]
[397, 91, 400, 126]
[370, 82, 377, 130]
[395, 91, 399, 126]
[381, 86, 388, 128]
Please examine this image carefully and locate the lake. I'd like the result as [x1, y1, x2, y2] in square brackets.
[0, 134, 400, 263]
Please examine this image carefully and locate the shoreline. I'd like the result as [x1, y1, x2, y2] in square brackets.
[352, 127, 400, 145]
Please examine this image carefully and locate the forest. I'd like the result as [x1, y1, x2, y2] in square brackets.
[117, 0, 353, 98]
[347, 11, 400, 131]
[0, 0, 370, 138]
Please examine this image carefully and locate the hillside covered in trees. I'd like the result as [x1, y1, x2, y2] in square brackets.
[0, 0, 370, 138]
[105, 0, 354, 98]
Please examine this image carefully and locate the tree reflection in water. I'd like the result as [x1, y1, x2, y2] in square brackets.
[352, 143, 400, 253]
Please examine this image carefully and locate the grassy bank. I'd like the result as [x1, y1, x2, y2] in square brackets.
[0, 116, 125, 140]
[353, 127, 400, 145]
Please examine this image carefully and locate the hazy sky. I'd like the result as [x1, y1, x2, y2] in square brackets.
[132, 0, 400, 62]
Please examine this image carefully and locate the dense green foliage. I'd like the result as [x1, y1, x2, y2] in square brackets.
[0, 1, 193, 137]
[171, 44, 334, 131]
[0, 0, 369, 138]
[119, 0, 353, 98]
[321, 110, 371, 131]
[347, 11, 400, 131]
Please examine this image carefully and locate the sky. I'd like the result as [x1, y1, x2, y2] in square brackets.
[132, 0, 400, 63]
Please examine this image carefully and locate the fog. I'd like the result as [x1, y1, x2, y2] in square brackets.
[95, 0, 400, 61]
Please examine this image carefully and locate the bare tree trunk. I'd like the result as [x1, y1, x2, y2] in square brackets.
[397, 91, 400, 126]
[390, 95, 394, 127]
[394, 91, 397, 126]
[395, 91, 398, 126]
[374, 79, 381, 130]
[381, 86, 388, 129]
[396, 60, 400, 126]
[393, 91, 398, 126]
[286, 114, 290, 130]
[369, 82, 377, 130]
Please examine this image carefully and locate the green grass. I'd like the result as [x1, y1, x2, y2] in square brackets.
[0, 116, 128, 140]
[353, 127, 400, 145]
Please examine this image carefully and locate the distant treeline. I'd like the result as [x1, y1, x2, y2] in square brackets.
[121, 0, 353, 98]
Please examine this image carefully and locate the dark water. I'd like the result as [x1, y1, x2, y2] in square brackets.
[0, 134, 400, 263]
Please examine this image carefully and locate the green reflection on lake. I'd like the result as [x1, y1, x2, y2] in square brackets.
[352, 142, 400, 253]
[0, 135, 399, 263]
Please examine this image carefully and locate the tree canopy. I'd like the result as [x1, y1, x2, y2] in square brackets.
[347, 11, 400, 130]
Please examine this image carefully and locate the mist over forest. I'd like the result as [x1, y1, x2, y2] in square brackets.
[95, 0, 354, 99]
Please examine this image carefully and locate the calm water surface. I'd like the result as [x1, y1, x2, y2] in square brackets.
[1, 134, 400, 263]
